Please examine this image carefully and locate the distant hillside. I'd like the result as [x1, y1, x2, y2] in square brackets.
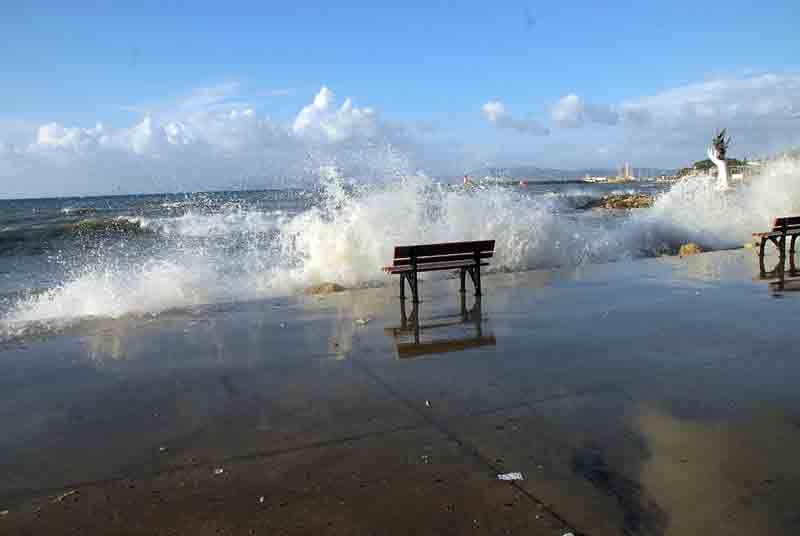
[467, 166, 677, 181]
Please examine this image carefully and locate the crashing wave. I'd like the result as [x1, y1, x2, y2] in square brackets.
[2, 160, 799, 334]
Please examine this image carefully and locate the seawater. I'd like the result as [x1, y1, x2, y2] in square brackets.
[2, 161, 799, 340]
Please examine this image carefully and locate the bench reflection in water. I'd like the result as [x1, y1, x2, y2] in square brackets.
[755, 261, 800, 295]
[383, 294, 496, 359]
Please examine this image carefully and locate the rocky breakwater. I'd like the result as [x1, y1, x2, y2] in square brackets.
[581, 193, 655, 210]
[304, 282, 346, 295]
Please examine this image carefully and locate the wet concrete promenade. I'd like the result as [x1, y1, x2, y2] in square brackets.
[1, 250, 799, 535]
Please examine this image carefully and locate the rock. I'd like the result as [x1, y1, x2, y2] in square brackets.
[582, 194, 654, 210]
[304, 282, 345, 295]
[678, 243, 703, 257]
[71, 218, 149, 235]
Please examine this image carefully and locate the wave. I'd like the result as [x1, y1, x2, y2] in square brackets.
[0, 217, 152, 255]
[135, 209, 288, 238]
[2, 160, 799, 337]
[69, 217, 152, 236]
[61, 206, 98, 216]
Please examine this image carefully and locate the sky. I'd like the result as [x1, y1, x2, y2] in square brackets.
[1, 0, 799, 197]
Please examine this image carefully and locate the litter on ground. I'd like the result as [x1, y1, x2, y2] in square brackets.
[53, 490, 78, 503]
[497, 472, 524, 481]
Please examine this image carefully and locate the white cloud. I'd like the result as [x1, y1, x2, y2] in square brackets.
[481, 100, 549, 135]
[292, 86, 378, 143]
[0, 85, 457, 198]
[620, 73, 800, 126]
[550, 94, 619, 127]
[550, 73, 800, 133]
[123, 81, 246, 121]
[488, 73, 800, 166]
[481, 101, 505, 123]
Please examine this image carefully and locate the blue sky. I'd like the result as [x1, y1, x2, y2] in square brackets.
[1, 1, 799, 196]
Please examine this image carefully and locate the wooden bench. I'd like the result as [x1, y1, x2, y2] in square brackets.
[382, 240, 495, 303]
[753, 217, 800, 273]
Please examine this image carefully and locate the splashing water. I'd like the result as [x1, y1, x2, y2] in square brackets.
[2, 160, 799, 337]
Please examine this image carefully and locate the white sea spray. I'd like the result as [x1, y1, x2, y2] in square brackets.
[2, 159, 799, 336]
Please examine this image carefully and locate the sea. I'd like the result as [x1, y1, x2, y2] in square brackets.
[1, 163, 798, 342]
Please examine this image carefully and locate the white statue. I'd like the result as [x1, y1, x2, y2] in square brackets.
[707, 129, 731, 191]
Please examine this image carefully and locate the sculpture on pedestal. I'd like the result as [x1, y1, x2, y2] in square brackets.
[706, 129, 731, 191]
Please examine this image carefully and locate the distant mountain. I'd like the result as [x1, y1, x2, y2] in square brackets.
[466, 166, 677, 181]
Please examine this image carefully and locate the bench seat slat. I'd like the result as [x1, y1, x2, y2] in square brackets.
[753, 231, 784, 237]
[754, 229, 800, 237]
[384, 260, 489, 274]
[394, 240, 494, 259]
[393, 251, 493, 266]
[775, 216, 800, 227]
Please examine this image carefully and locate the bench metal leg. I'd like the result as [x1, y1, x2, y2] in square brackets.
[762, 236, 787, 275]
[467, 266, 482, 297]
[408, 270, 420, 303]
[399, 273, 406, 300]
[400, 297, 408, 329]
[791, 235, 799, 273]
[409, 302, 420, 344]
[459, 267, 467, 294]
[471, 297, 483, 337]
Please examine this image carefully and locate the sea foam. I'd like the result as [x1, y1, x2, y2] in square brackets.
[2, 160, 799, 336]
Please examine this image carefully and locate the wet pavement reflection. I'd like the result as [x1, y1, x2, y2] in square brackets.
[384, 295, 496, 359]
[1, 250, 800, 535]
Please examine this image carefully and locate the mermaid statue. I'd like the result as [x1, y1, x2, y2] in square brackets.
[706, 129, 731, 191]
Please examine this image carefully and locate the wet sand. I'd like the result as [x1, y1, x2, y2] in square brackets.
[1, 249, 800, 535]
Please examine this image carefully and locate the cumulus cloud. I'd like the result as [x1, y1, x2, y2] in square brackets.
[493, 72, 800, 165]
[0, 86, 453, 198]
[550, 94, 619, 127]
[481, 100, 549, 135]
[552, 73, 800, 132]
[621, 73, 800, 126]
[292, 86, 378, 143]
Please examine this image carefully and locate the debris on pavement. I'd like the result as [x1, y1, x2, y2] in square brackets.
[354, 317, 371, 326]
[497, 472, 524, 481]
[53, 490, 78, 503]
[213, 468, 225, 476]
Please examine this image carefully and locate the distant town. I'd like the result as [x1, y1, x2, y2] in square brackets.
[465, 147, 800, 186]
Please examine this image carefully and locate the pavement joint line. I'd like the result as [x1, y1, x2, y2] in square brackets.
[0, 421, 427, 507]
[347, 350, 588, 536]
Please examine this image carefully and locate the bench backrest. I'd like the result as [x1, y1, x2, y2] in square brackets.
[392, 240, 495, 268]
[772, 217, 800, 232]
